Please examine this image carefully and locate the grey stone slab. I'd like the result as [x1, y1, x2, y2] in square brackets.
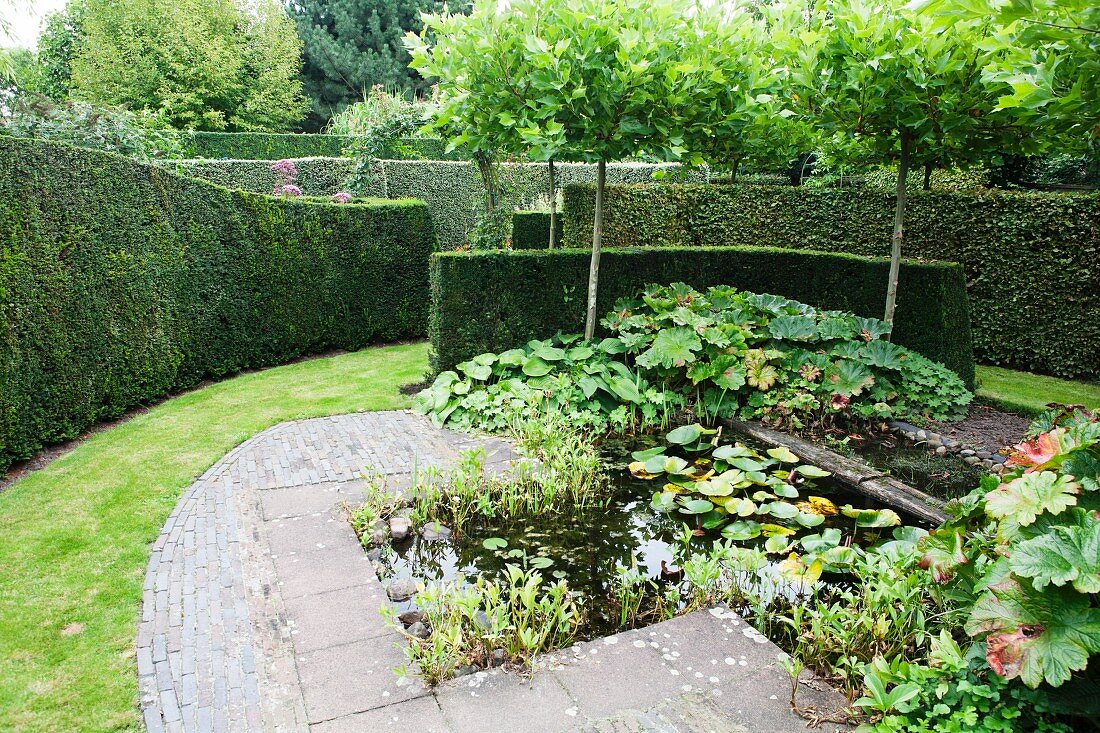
[266, 511, 363, 557]
[259, 481, 360, 521]
[296, 633, 429, 724]
[282, 582, 392, 654]
[545, 630, 692, 721]
[310, 696, 451, 733]
[272, 541, 377, 600]
[435, 668, 579, 733]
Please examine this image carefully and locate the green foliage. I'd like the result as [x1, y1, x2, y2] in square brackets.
[510, 212, 561, 250]
[289, 0, 442, 127]
[560, 182, 1099, 380]
[856, 635, 1070, 733]
[168, 157, 358, 196]
[1, 95, 185, 160]
[606, 284, 971, 425]
[69, 0, 307, 131]
[397, 564, 582, 684]
[428, 247, 975, 389]
[34, 0, 86, 101]
[919, 411, 1100, 690]
[338, 86, 441, 192]
[414, 334, 680, 435]
[914, 0, 1100, 152]
[0, 137, 433, 470]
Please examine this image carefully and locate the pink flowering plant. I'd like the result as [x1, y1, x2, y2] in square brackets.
[271, 159, 299, 196]
[331, 192, 353, 204]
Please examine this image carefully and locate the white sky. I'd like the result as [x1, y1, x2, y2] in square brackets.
[3, 0, 68, 49]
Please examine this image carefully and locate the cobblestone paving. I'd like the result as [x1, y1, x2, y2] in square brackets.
[138, 410, 850, 733]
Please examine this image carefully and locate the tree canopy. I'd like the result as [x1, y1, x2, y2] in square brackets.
[68, 0, 307, 131]
[290, 0, 443, 128]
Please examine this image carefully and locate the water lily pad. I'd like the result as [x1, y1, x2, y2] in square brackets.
[645, 455, 691, 476]
[765, 535, 792, 553]
[628, 461, 659, 479]
[800, 528, 842, 553]
[794, 464, 832, 478]
[760, 523, 797, 537]
[631, 446, 666, 462]
[712, 444, 756, 460]
[777, 553, 823, 584]
[667, 424, 709, 445]
[482, 537, 508, 550]
[841, 505, 902, 527]
[729, 457, 768, 472]
[767, 447, 800, 463]
[766, 501, 799, 520]
[773, 483, 800, 499]
[529, 556, 554, 569]
[650, 491, 677, 512]
[679, 498, 715, 514]
[701, 510, 728, 529]
[794, 511, 825, 528]
[697, 480, 734, 497]
[722, 520, 762, 541]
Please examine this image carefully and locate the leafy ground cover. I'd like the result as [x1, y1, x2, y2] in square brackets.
[0, 344, 427, 733]
[976, 366, 1100, 417]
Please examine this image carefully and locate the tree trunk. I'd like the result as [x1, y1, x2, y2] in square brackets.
[475, 151, 499, 213]
[548, 159, 557, 249]
[884, 135, 912, 335]
[923, 161, 932, 191]
[584, 160, 606, 340]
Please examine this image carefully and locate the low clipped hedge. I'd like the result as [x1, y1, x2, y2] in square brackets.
[561, 184, 1100, 380]
[183, 132, 462, 161]
[429, 247, 975, 389]
[0, 137, 433, 470]
[511, 212, 562, 249]
[166, 157, 358, 196]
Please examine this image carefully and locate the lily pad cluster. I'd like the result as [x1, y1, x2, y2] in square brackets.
[631, 423, 905, 584]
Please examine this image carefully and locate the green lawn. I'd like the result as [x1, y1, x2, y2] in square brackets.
[976, 365, 1100, 416]
[0, 343, 428, 733]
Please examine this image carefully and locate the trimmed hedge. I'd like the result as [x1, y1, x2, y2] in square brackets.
[0, 137, 434, 470]
[166, 157, 358, 196]
[385, 161, 708, 250]
[183, 132, 463, 161]
[511, 211, 562, 249]
[429, 247, 975, 389]
[561, 184, 1100, 380]
[185, 132, 352, 159]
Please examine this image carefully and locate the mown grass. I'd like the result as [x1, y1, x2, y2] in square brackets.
[0, 344, 428, 733]
[976, 365, 1100, 417]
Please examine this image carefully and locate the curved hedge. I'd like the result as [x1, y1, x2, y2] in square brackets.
[0, 137, 434, 470]
[183, 132, 462, 161]
[167, 157, 358, 196]
[429, 247, 974, 389]
[561, 183, 1100, 380]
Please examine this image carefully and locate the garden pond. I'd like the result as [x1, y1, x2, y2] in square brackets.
[370, 430, 930, 642]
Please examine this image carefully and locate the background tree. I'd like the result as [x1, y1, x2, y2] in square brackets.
[289, 0, 443, 130]
[414, 0, 710, 338]
[68, 0, 307, 131]
[32, 1, 87, 101]
[771, 0, 1037, 333]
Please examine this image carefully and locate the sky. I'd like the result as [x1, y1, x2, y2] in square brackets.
[3, 0, 67, 49]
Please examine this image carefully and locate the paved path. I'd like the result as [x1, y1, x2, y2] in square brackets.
[138, 410, 851, 733]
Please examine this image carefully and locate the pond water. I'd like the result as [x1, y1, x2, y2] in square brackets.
[375, 444, 920, 640]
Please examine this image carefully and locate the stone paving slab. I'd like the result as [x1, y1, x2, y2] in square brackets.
[138, 409, 850, 733]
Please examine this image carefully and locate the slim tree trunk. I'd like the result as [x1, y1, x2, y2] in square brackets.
[548, 159, 557, 249]
[585, 160, 606, 340]
[923, 161, 932, 191]
[884, 135, 912, 335]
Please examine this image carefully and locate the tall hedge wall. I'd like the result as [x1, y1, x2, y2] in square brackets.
[0, 137, 434, 471]
[561, 184, 1100, 379]
[384, 161, 708, 250]
[429, 247, 974, 389]
[166, 157, 358, 196]
[182, 132, 459, 161]
[511, 211, 562, 249]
